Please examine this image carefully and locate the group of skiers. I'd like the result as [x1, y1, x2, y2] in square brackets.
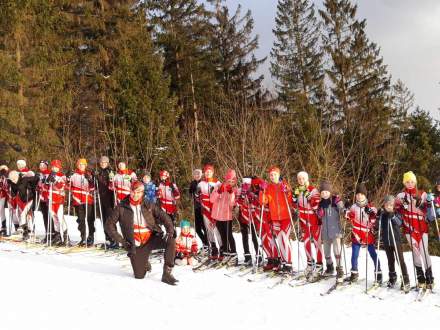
[0, 158, 439, 291]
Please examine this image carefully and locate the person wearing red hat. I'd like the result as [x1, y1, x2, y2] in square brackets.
[156, 170, 180, 227]
[259, 166, 293, 272]
[110, 161, 137, 205]
[292, 171, 322, 280]
[67, 158, 95, 246]
[105, 181, 178, 285]
[44, 160, 67, 245]
[211, 169, 238, 265]
[197, 164, 222, 259]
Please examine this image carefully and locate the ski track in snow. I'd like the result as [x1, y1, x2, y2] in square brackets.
[1, 237, 439, 330]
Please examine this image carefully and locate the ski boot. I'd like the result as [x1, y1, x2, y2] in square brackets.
[425, 267, 434, 290]
[86, 235, 94, 246]
[387, 272, 397, 288]
[209, 245, 219, 260]
[349, 271, 359, 284]
[161, 265, 178, 286]
[227, 254, 238, 267]
[416, 266, 426, 289]
[243, 254, 253, 266]
[263, 258, 276, 271]
[308, 263, 323, 283]
[304, 261, 314, 281]
[336, 266, 344, 283]
[374, 271, 383, 285]
[400, 275, 411, 293]
[271, 258, 282, 272]
[323, 262, 335, 277]
[280, 263, 293, 274]
[51, 232, 62, 246]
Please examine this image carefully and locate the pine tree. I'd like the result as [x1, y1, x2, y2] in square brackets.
[208, 0, 265, 103]
[271, 0, 325, 108]
[320, 0, 394, 193]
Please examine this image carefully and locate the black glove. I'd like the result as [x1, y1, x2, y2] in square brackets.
[209, 185, 215, 194]
[66, 170, 74, 179]
[84, 172, 94, 182]
[364, 205, 373, 215]
[176, 252, 184, 259]
[46, 173, 56, 184]
[415, 196, 422, 208]
[123, 241, 136, 257]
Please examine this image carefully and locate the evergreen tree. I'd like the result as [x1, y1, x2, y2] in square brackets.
[271, 0, 325, 108]
[208, 0, 265, 103]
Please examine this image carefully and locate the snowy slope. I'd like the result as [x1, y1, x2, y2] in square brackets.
[0, 235, 439, 330]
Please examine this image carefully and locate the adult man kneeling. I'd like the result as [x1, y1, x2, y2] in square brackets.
[105, 181, 178, 285]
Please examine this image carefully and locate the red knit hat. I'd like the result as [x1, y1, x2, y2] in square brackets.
[268, 166, 281, 174]
[159, 170, 170, 179]
[204, 164, 214, 173]
[131, 181, 144, 192]
[50, 159, 62, 169]
[224, 169, 237, 182]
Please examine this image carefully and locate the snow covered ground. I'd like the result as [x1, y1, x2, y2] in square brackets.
[1, 233, 439, 330]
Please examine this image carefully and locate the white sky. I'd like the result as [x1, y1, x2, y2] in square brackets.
[221, 0, 440, 118]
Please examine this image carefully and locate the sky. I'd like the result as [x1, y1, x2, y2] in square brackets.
[219, 0, 440, 118]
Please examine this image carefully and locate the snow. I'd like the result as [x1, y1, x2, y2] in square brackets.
[1, 220, 439, 330]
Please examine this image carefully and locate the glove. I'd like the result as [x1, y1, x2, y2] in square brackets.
[218, 184, 226, 193]
[303, 190, 311, 199]
[226, 184, 233, 193]
[123, 241, 136, 257]
[84, 172, 94, 182]
[426, 193, 434, 203]
[364, 205, 373, 215]
[209, 185, 215, 194]
[176, 252, 184, 259]
[66, 170, 73, 179]
[46, 173, 56, 184]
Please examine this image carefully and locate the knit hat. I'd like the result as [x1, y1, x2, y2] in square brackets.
[193, 169, 202, 176]
[131, 181, 145, 192]
[99, 156, 109, 163]
[297, 171, 309, 184]
[16, 159, 26, 169]
[224, 169, 237, 182]
[180, 219, 191, 228]
[319, 181, 332, 193]
[160, 170, 170, 179]
[242, 177, 252, 185]
[76, 158, 87, 167]
[355, 183, 368, 196]
[39, 160, 49, 167]
[268, 166, 280, 174]
[50, 159, 62, 169]
[403, 171, 417, 184]
[204, 164, 214, 173]
[383, 195, 395, 205]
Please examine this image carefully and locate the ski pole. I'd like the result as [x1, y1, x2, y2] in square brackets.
[389, 218, 405, 288]
[375, 213, 381, 284]
[401, 193, 417, 286]
[254, 188, 265, 273]
[363, 208, 368, 293]
[284, 191, 304, 273]
[340, 213, 348, 276]
[85, 191, 89, 248]
[95, 178, 106, 250]
[429, 199, 440, 241]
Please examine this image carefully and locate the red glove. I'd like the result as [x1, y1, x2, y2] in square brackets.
[218, 184, 226, 193]
[226, 184, 233, 193]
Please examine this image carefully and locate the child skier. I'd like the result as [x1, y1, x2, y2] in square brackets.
[377, 195, 410, 292]
[175, 219, 199, 266]
[395, 171, 435, 289]
[293, 171, 322, 280]
[142, 174, 157, 204]
[260, 166, 293, 272]
[316, 181, 345, 283]
[346, 183, 382, 284]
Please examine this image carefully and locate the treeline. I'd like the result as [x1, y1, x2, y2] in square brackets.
[1, 0, 440, 200]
